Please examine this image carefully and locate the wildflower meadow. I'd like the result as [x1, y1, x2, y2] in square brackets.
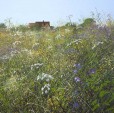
[0, 17, 114, 113]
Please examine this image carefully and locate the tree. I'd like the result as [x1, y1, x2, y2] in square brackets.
[0, 23, 6, 28]
[80, 18, 96, 27]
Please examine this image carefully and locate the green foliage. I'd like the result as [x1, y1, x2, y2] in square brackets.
[17, 25, 29, 32]
[0, 17, 114, 113]
[80, 18, 96, 27]
[29, 25, 43, 31]
[0, 23, 6, 28]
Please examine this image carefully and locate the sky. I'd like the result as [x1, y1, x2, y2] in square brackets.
[0, 0, 114, 26]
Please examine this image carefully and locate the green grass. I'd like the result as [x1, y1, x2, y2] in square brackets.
[0, 18, 114, 113]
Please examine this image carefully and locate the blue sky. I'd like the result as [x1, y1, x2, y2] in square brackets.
[0, 0, 114, 26]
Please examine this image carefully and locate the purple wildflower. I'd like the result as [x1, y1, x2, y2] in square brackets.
[73, 102, 79, 108]
[73, 69, 78, 74]
[88, 68, 96, 74]
[74, 77, 81, 82]
[74, 63, 82, 69]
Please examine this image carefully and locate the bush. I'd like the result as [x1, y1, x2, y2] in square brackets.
[0, 23, 6, 29]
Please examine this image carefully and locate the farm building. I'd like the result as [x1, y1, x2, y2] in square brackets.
[29, 20, 50, 29]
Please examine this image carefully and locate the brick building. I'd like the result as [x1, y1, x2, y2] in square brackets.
[29, 20, 50, 29]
